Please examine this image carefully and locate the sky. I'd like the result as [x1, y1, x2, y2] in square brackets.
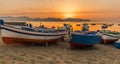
[0, 0, 120, 21]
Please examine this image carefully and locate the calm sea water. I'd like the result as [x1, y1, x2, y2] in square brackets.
[25, 21, 120, 32]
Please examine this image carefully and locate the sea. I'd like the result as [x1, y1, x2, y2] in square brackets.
[7, 21, 120, 32]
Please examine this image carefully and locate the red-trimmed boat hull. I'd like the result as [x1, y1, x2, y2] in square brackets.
[102, 39, 119, 44]
[69, 42, 94, 49]
[2, 37, 60, 45]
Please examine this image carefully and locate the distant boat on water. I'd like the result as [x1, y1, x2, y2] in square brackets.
[118, 24, 120, 26]
[0, 20, 68, 45]
[76, 24, 81, 26]
[102, 24, 108, 29]
[102, 24, 113, 28]
[91, 23, 96, 25]
[107, 24, 113, 27]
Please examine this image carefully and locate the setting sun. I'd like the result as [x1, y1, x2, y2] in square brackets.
[58, 3, 78, 18]
[64, 13, 74, 18]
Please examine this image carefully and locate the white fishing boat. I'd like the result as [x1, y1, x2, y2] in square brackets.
[0, 20, 68, 45]
[101, 34, 119, 44]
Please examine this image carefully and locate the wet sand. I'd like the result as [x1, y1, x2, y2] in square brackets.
[0, 36, 120, 64]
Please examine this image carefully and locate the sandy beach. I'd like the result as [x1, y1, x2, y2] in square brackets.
[0, 35, 120, 64]
[1, 0, 120, 63]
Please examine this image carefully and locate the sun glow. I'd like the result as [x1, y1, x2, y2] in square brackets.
[64, 13, 74, 18]
[59, 3, 77, 18]
[63, 8, 75, 18]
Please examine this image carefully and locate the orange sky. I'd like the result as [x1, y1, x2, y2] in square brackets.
[0, 0, 120, 21]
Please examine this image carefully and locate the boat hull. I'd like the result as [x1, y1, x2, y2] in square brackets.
[102, 35, 119, 44]
[115, 41, 120, 49]
[69, 42, 93, 49]
[1, 25, 66, 45]
[102, 39, 119, 44]
[2, 37, 60, 45]
[69, 32, 101, 49]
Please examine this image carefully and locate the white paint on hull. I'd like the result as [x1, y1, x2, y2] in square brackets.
[116, 39, 120, 42]
[1, 28, 63, 40]
[2, 25, 67, 35]
[1, 26, 67, 40]
[102, 35, 118, 40]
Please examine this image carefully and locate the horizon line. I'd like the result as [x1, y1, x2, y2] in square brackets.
[0, 10, 120, 15]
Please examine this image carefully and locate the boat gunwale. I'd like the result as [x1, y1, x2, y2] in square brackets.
[102, 33, 120, 38]
[71, 33, 99, 37]
[1, 25, 66, 36]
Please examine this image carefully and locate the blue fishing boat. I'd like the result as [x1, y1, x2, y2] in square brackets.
[69, 32, 101, 49]
[69, 24, 101, 49]
[115, 40, 120, 49]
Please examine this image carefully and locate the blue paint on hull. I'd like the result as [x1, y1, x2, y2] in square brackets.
[0, 20, 4, 25]
[115, 41, 120, 49]
[70, 32, 101, 45]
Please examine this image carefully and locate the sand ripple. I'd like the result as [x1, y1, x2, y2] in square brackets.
[0, 41, 120, 64]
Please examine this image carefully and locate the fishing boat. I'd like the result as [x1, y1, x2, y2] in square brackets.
[100, 24, 119, 44]
[76, 24, 81, 26]
[115, 40, 120, 49]
[108, 24, 114, 26]
[102, 24, 108, 29]
[69, 24, 101, 49]
[101, 33, 119, 44]
[91, 23, 96, 25]
[0, 20, 68, 45]
[118, 24, 120, 26]
[69, 31, 101, 49]
[82, 23, 89, 31]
